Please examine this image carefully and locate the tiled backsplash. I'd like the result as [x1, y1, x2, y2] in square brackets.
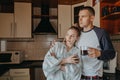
[7, 35, 58, 60]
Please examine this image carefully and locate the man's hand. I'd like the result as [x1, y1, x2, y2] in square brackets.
[50, 39, 57, 48]
[51, 52, 57, 58]
[88, 47, 101, 58]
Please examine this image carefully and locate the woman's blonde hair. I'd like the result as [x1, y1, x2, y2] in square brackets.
[68, 26, 81, 37]
[63, 26, 81, 43]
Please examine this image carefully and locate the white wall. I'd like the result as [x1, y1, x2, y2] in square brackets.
[84, 0, 92, 6]
[93, 3, 100, 27]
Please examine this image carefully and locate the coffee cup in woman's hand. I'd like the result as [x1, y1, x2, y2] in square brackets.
[73, 54, 79, 64]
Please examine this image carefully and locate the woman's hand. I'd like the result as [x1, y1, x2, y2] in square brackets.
[66, 54, 79, 64]
[60, 54, 79, 65]
[60, 64, 65, 71]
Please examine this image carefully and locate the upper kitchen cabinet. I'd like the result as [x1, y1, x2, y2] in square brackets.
[58, 5, 72, 38]
[0, 13, 14, 38]
[14, 2, 31, 38]
[0, 2, 32, 38]
[99, 0, 120, 35]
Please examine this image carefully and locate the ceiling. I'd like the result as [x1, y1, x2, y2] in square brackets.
[14, 0, 58, 8]
[0, 0, 86, 8]
[0, 0, 58, 8]
[31, 0, 58, 8]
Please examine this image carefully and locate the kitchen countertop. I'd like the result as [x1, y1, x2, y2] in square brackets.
[0, 60, 43, 76]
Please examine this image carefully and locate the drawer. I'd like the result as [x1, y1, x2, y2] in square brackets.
[10, 68, 29, 76]
[12, 76, 30, 80]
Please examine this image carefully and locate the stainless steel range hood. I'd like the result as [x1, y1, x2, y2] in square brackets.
[34, 4, 56, 34]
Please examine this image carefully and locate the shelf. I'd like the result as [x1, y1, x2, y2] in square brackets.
[102, 12, 120, 20]
[32, 15, 57, 19]
[100, 0, 120, 35]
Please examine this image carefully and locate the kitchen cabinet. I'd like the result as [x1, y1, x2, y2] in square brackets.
[99, 0, 120, 35]
[10, 68, 30, 80]
[58, 5, 72, 38]
[0, 13, 14, 38]
[0, 71, 10, 80]
[14, 2, 31, 38]
[0, 2, 32, 38]
[0, 77, 11, 80]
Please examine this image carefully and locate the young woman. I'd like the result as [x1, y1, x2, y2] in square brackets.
[43, 26, 82, 80]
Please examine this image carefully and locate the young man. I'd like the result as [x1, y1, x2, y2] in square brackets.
[77, 6, 116, 80]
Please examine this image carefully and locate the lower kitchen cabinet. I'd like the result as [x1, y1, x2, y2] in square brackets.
[0, 68, 30, 80]
[10, 68, 30, 80]
[0, 76, 11, 80]
[0, 71, 10, 80]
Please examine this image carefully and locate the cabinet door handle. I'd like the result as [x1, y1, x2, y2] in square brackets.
[59, 24, 61, 37]
[11, 23, 13, 36]
[14, 22, 17, 37]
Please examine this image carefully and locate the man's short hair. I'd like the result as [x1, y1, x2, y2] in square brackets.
[80, 6, 95, 16]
